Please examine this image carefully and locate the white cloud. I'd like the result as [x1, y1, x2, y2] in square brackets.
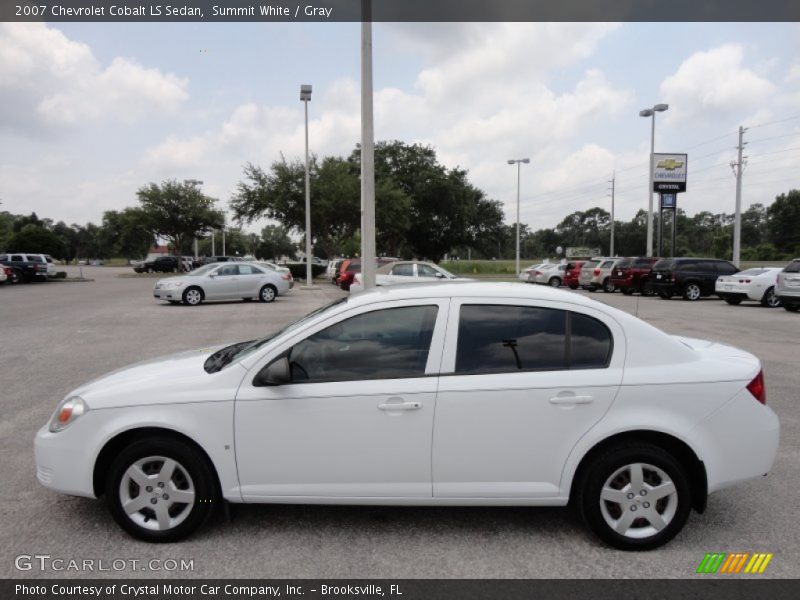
[660, 44, 775, 123]
[0, 23, 188, 131]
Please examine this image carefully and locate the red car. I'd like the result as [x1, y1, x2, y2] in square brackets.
[611, 257, 660, 295]
[337, 257, 400, 290]
[564, 261, 584, 289]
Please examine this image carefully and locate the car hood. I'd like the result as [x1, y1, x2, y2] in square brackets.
[68, 345, 248, 410]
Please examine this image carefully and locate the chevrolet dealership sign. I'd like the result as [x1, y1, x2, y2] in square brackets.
[653, 153, 688, 192]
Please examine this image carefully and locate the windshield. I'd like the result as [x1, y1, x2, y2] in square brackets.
[206, 297, 349, 372]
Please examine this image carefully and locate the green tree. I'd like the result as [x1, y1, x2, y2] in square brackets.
[257, 224, 295, 260]
[6, 224, 66, 258]
[137, 180, 224, 256]
[767, 189, 800, 255]
[100, 208, 155, 260]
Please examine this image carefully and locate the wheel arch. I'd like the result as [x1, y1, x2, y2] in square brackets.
[93, 426, 221, 499]
[183, 285, 205, 301]
[568, 430, 707, 513]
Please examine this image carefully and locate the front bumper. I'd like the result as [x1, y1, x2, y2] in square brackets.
[153, 287, 182, 301]
[34, 423, 97, 499]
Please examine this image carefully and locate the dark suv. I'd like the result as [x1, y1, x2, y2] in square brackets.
[134, 255, 181, 273]
[0, 253, 49, 283]
[647, 257, 738, 301]
[611, 257, 660, 295]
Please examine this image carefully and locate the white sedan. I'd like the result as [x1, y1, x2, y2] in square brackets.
[350, 260, 469, 293]
[152, 261, 292, 305]
[715, 267, 783, 307]
[35, 282, 778, 549]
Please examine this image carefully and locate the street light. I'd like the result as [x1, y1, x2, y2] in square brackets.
[300, 84, 313, 287]
[639, 103, 668, 257]
[183, 179, 203, 260]
[508, 158, 530, 277]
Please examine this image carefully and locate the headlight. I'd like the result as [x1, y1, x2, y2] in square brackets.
[49, 396, 88, 432]
[163, 281, 185, 289]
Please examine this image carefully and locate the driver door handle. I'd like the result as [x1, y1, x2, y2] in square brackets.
[549, 395, 593, 405]
[378, 401, 422, 411]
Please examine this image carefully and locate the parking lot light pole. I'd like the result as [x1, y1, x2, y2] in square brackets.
[300, 84, 314, 287]
[639, 103, 668, 257]
[183, 179, 203, 260]
[507, 158, 530, 276]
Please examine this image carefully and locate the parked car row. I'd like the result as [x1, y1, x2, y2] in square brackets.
[132, 255, 245, 274]
[350, 260, 470, 292]
[0, 252, 57, 283]
[525, 255, 800, 311]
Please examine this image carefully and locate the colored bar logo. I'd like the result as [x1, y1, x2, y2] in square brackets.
[696, 553, 773, 574]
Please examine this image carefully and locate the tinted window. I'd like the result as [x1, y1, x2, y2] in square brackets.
[652, 259, 675, 270]
[570, 313, 613, 368]
[634, 258, 654, 267]
[456, 306, 566, 374]
[11, 255, 24, 261]
[615, 258, 633, 268]
[218, 265, 238, 276]
[582, 261, 599, 270]
[288, 305, 438, 382]
[784, 260, 800, 273]
[600, 261, 614, 269]
[716, 262, 738, 275]
[391, 264, 414, 276]
[417, 264, 439, 277]
[28, 255, 43, 262]
[346, 261, 361, 273]
[680, 262, 697, 272]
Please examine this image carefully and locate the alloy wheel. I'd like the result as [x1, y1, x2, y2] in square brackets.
[599, 462, 678, 540]
[763, 288, 781, 308]
[684, 284, 701, 301]
[184, 288, 202, 305]
[118, 456, 195, 532]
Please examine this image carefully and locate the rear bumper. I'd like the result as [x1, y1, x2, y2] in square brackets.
[777, 291, 800, 306]
[715, 291, 749, 301]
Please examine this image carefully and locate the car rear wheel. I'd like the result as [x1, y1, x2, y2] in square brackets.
[659, 292, 672, 300]
[761, 287, 781, 308]
[724, 297, 742, 305]
[784, 304, 799, 312]
[575, 443, 691, 551]
[259, 284, 277, 303]
[682, 283, 701, 301]
[602, 279, 615, 293]
[106, 437, 218, 543]
[621, 288, 634, 296]
[182, 287, 203, 306]
[548, 277, 561, 287]
[9, 269, 22, 284]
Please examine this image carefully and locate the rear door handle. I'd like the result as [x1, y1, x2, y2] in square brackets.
[549, 395, 593, 405]
[378, 401, 422, 411]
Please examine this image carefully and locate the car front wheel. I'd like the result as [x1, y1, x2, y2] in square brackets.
[182, 287, 203, 306]
[576, 443, 691, 551]
[106, 437, 218, 542]
[548, 277, 561, 287]
[683, 283, 701, 301]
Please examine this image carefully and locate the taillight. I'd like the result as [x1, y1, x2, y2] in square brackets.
[281, 273, 292, 280]
[746, 370, 766, 405]
[593, 268, 601, 276]
[671, 271, 678, 280]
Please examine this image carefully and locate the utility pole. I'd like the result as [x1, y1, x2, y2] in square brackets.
[608, 172, 616, 256]
[360, 0, 376, 289]
[731, 126, 748, 267]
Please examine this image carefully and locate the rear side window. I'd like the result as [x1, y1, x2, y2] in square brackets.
[716, 262, 738, 275]
[391, 264, 414, 276]
[634, 258, 654, 267]
[784, 260, 800, 273]
[582, 261, 598, 270]
[455, 305, 612, 375]
[615, 258, 633, 268]
[11, 255, 24, 261]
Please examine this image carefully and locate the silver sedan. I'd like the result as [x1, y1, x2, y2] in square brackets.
[153, 262, 293, 306]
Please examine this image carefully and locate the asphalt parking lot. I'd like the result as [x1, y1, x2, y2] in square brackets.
[1, 267, 798, 579]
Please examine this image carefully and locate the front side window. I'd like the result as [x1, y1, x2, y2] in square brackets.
[217, 265, 238, 276]
[288, 305, 439, 383]
[455, 305, 613, 375]
[417, 264, 439, 278]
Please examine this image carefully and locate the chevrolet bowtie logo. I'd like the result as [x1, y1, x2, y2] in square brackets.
[657, 159, 685, 170]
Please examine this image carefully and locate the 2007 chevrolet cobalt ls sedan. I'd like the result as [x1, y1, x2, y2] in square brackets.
[35, 282, 779, 549]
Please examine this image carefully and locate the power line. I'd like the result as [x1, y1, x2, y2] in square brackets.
[748, 132, 800, 144]
[747, 113, 800, 130]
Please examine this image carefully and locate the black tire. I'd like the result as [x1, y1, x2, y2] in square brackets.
[548, 277, 562, 288]
[182, 287, 204, 306]
[568, 284, 579, 290]
[105, 437, 218, 543]
[9, 269, 22, 284]
[259, 284, 277, 303]
[682, 283, 702, 301]
[621, 288, 634, 296]
[146, 267, 153, 273]
[784, 304, 799, 312]
[575, 443, 692, 551]
[602, 279, 615, 293]
[760, 287, 781, 308]
[724, 297, 742, 305]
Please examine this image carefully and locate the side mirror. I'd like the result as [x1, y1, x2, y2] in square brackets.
[253, 356, 291, 387]
[435, 272, 445, 279]
[208, 272, 216, 278]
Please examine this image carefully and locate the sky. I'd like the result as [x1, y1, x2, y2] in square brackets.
[1, 21, 799, 236]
